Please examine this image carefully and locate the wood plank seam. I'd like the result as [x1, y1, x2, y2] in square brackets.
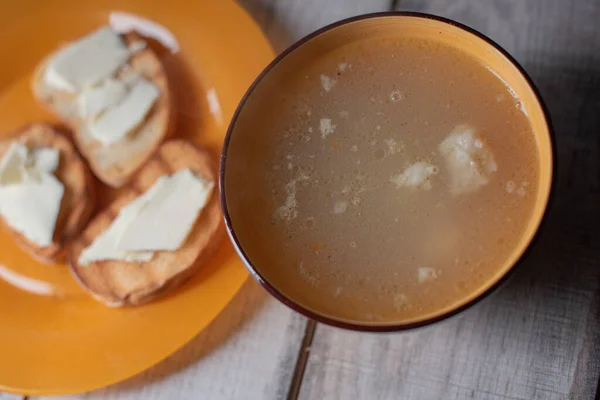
[286, 320, 317, 400]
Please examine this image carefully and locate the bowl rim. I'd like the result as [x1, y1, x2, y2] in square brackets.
[219, 11, 556, 332]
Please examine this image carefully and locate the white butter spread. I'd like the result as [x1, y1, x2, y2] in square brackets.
[43, 25, 156, 146]
[32, 148, 60, 173]
[0, 143, 64, 247]
[89, 77, 159, 145]
[79, 168, 214, 265]
[44, 66, 76, 93]
[77, 78, 128, 120]
[77, 183, 158, 266]
[0, 142, 27, 185]
[44, 27, 130, 92]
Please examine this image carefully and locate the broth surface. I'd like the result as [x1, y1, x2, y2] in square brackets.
[226, 36, 539, 323]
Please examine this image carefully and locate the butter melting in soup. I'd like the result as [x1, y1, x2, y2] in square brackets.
[227, 36, 539, 323]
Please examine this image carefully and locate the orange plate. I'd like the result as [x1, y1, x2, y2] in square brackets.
[0, 0, 273, 395]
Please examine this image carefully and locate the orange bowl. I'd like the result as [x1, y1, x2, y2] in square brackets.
[221, 13, 554, 331]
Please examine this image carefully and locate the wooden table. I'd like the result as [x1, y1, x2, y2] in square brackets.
[3, 0, 600, 399]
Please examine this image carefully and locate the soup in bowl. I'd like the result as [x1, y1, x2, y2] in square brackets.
[220, 13, 553, 330]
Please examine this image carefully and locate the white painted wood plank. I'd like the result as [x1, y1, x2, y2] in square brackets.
[301, 288, 597, 400]
[239, 0, 391, 52]
[299, 1, 600, 399]
[0, 393, 24, 400]
[34, 279, 306, 400]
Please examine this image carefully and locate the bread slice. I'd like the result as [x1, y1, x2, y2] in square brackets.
[31, 31, 173, 188]
[0, 123, 96, 263]
[69, 140, 223, 307]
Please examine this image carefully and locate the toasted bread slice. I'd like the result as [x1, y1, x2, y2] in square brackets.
[32, 31, 173, 188]
[69, 140, 223, 306]
[0, 123, 96, 263]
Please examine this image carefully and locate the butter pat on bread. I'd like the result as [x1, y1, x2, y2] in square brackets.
[69, 140, 223, 307]
[0, 123, 95, 263]
[32, 26, 172, 188]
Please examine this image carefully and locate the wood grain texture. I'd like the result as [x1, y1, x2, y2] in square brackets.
[299, 1, 600, 399]
[34, 279, 306, 400]
[238, 0, 391, 51]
